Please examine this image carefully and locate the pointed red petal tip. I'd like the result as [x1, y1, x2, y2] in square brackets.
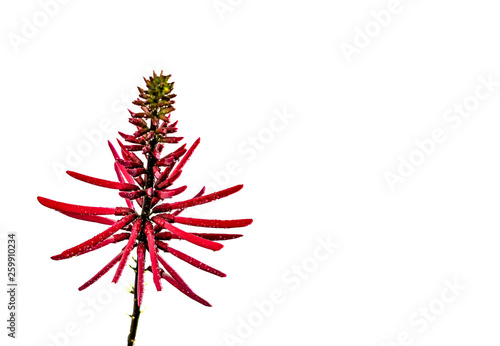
[107, 141, 121, 160]
[79, 249, 125, 291]
[51, 214, 137, 260]
[191, 233, 244, 241]
[66, 171, 138, 191]
[119, 190, 146, 200]
[37, 196, 116, 215]
[172, 216, 252, 228]
[165, 245, 226, 277]
[156, 269, 211, 307]
[58, 211, 116, 226]
[114, 162, 136, 186]
[155, 185, 187, 199]
[152, 216, 224, 251]
[157, 253, 192, 292]
[168, 137, 200, 176]
[153, 184, 244, 213]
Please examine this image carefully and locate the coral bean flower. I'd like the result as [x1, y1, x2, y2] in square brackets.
[37, 72, 252, 345]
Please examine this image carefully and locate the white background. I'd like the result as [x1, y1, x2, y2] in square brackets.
[2, 0, 500, 345]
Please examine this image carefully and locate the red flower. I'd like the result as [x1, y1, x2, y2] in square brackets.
[37, 72, 252, 312]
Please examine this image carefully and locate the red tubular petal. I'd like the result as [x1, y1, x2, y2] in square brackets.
[145, 222, 162, 291]
[151, 216, 223, 251]
[108, 141, 121, 161]
[153, 144, 164, 159]
[111, 233, 131, 243]
[114, 161, 136, 185]
[172, 187, 205, 216]
[155, 240, 169, 251]
[153, 166, 161, 178]
[80, 233, 130, 255]
[155, 185, 187, 199]
[119, 131, 146, 144]
[58, 211, 116, 226]
[124, 145, 144, 152]
[157, 232, 242, 241]
[135, 176, 145, 186]
[156, 127, 177, 135]
[155, 170, 181, 189]
[169, 138, 200, 178]
[157, 253, 191, 291]
[171, 144, 187, 158]
[118, 139, 143, 167]
[172, 216, 252, 229]
[113, 163, 135, 210]
[119, 190, 146, 200]
[127, 168, 146, 177]
[51, 214, 137, 260]
[155, 232, 173, 240]
[157, 269, 211, 307]
[165, 245, 226, 277]
[151, 197, 161, 207]
[154, 165, 173, 188]
[189, 233, 243, 241]
[159, 136, 183, 143]
[154, 145, 187, 188]
[115, 207, 135, 215]
[134, 128, 149, 137]
[79, 249, 125, 291]
[129, 118, 148, 128]
[113, 219, 141, 283]
[156, 155, 175, 166]
[129, 108, 146, 117]
[153, 224, 163, 233]
[136, 198, 144, 208]
[137, 242, 146, 306]
[153, 185, 243, 213]
[116, 159, 132, 167]
[38, 197, 117, 215]
[67, 171, 138, 191]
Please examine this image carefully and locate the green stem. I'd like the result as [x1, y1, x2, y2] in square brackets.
[127, 264, 141, 346]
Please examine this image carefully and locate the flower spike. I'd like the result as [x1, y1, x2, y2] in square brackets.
[39, 72, 251, 343]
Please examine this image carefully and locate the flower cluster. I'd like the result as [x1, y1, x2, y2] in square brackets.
[38, 71, 252, 308]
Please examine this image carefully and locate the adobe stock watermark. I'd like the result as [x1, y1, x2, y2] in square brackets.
[212, 0, 243, 21]
[379, 278, 466, 346]
[221, 235, 340, 345]
[339, 0, 414, 64]
[51, 118, 116, 182]
[7, 0, 71, 54]
[384, 74, 499, 192]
